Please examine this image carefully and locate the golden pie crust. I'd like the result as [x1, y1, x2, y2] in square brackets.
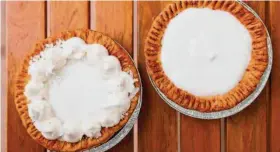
[14, 29, 140, 151]
[145, 1, 268, 112]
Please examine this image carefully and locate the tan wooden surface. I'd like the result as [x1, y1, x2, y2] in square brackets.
[6, 2, 46, 152]
[137, 1, 178, 152]
[48, 1, 89, 36]
[269, 2, 280, 152]
[4, 1, 280, 152]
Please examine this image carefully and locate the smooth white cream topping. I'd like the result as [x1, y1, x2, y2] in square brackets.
[161, 8, 252, 96]
[25, 37, 138, 142]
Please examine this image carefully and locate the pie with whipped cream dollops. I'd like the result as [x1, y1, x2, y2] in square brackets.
[145, 1, 268, 112]
[15, 29, 140, 151]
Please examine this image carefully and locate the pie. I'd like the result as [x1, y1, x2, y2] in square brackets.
[14, 29, 141, 151]
[145, 1, 268, 112]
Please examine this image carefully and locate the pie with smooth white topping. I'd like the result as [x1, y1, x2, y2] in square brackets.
[145, 1, 268, 112]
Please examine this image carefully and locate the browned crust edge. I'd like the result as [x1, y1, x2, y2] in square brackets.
[144, 1, 268, 112]
[14, 29, 140, 152]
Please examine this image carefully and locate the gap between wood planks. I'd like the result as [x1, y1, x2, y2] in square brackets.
[1, 2, 7, 152]
[133, 1, 139, 152]
[46, 2, 50, 152]
[221, 118, 225, 152]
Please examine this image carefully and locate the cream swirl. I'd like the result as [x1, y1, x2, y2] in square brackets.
[61, 122, 83, 143]
[100, 107, 123, 127]
[63, 37, 86, 59]
[28, 60, 54, 82]
[34, 118, 62, 140]
[85, 44, 109, 65]
[24, 81, 48, 100]
[102, 56, 121, 78]
[43, 47, 67, 70]
[28, 100, 53, 121]
[82, 119, 102, 138]
[107, 92, 131, 115]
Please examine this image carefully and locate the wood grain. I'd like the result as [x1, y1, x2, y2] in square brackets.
[5, 1, 280, 152]
[6, 2, 46, 152]
[269, 1, 280, 152]
[91, 2, 134, 152]
[181, 117, 221, 152]
[91, 1, 133, 54]
[226, 2, 268, 152]
[48, 1, 89, 36]
[1, 2, 7, 152]
[137, 1, 178, 152]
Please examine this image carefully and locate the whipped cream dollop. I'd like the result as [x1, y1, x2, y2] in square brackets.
[34, 117, 63, 140]
[28, 99, 53, 121]
[25, 37, 138, 142]
[161, 8, 252, 96]
[24, 81, 48, 100]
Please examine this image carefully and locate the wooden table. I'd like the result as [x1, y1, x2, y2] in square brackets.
[3, 1, 280, 152]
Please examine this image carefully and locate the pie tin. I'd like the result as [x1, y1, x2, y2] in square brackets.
[147, 1, 273, 120]
[88, 43, 142, 152]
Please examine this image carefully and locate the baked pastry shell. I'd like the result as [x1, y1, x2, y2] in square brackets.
[14, 29, 141, 151]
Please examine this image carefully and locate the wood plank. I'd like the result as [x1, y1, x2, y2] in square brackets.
[181, 117, 221, 152]
[226, 2, 268, 152]
[91, 1, 133, 54]
[269, 1, 280, 152]
[6, 2, 46, 152]
[137, 1, 178, 152]
[91, 2, 134, 151]
[48, 1, 89, 35]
